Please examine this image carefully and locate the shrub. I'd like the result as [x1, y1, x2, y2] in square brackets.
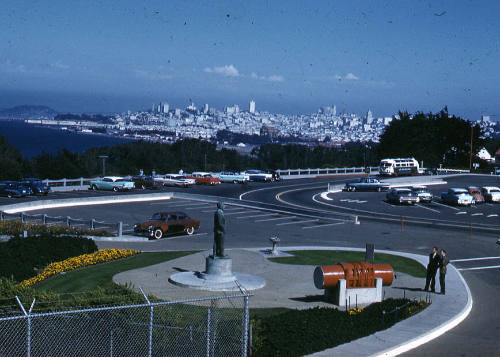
[0, 235, 98, 282]
[0, 220, 111, 237]
[252, 298, 428, 357]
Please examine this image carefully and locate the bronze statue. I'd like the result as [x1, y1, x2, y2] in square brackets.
[213, 201, 226, 257]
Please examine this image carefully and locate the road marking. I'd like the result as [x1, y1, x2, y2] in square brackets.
[382, 201, 399, 207]
[340, 199, 367, 204]
[451, 256, 500, 263]
[240, 181, 331, 200]
[471, 213, 483, 216]
[302, 222, 345, 229]
[236, 213, 278, 219]
[276, 219, 319, 226]
[255, 216, 295, 222]
[487, 214, 498, 218]
[456, 211, 467, 215]
[431, 201, 461, 211]
[415, 204, 440, 213]
[457, 265, 500, 271]
[201, 207, 246, 213]
[222, 210, 253, 216]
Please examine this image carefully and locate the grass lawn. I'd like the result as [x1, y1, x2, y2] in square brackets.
[270, 250, 426, 278]
[34, 251, 196, 293]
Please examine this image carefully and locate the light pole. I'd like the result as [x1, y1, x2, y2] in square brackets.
[98, 155, 108, 177]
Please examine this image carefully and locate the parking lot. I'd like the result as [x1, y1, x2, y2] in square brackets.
[315, 175, 500, 228]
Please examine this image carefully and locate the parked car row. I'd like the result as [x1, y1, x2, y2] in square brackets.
[441, 186, 500, 206]
[0, 178, 51, 198]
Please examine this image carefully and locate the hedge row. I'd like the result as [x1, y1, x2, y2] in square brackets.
[0, 220, 111, 237]
[0, 235, 98, 282]
[251, 298, 428, 357]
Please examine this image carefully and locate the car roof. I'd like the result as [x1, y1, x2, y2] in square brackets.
[156, 211, 188, 215]
[450, 188, 468, 192]
[103, 176, 124, 180]
[412, 185, 427, 189]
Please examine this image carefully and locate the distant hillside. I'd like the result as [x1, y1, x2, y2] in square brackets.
[0, 105, 58, 120]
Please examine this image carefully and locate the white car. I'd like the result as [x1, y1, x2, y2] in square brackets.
[154, 174, 195, 187]
[481, 186, 500, 203]
[217, 171, 250, 183]
[441, 188, 474, 206]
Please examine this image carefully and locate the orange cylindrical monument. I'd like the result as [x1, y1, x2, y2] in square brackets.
[313, 262, 394, 289]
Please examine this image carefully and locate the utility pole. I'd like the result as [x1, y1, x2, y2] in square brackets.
[469, 126, 473, 170]
[98, 155, 108, 177]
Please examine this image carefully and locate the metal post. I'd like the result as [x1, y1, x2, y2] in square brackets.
[206, 308, 211, 357]
[80, 177, 84, 187]
[21, 212, 25, 223]
[0, 211, 3, 221]
[110, 330, 114, 357]
[63, 178, 67, 187]
[91, 219, 95, 230]
[242, 296, 250, 357]
[118, 222, 123, 237]
[43, 214, 47, 224]
[140, 288, 153, 357]
[15, 296, 29, 357]
[66, 216, 71, 227]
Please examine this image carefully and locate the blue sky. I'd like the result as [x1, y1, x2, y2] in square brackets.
[1, 0, 499, 120]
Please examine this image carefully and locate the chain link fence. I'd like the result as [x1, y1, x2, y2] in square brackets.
[0, 294, 250, 357]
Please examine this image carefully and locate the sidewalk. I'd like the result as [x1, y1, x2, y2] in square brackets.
[113, 246, 472, 356]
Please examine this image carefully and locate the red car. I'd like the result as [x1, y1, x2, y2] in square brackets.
[134, 212, 201, 239]
[187, 172, 220, 185]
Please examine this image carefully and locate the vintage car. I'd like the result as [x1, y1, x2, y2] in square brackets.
[154, 174, 195, 187]
[343, 177, 390, 192]
[481, 186, 500, 203]
[411, 186, 433, 203]
[217, 171, 250, 184]
[244, 170, 273, 182]
[441, 188, 474, 206]
[89, 176, 135, 191]
[386, 188, 419, 205]
[21, 178, 51, 195]
[131, 175, 160, 190]
[264, 169, 281, 181]
[187, 172, 220, 185]
[134, 211, 201, 239]
[467, 186, 484, 204]
[0, 181, 31, 198]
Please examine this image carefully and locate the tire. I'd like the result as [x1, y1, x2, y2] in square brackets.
[7, 193, 12, 198]
[185, 226, 195, 235]
[351, 187, 356, 192]
[112, 186, 118, 192]
[91, 184, 98, 190]
[377, 187, 381, 192]
[233, 180, 238, 184]
[141, 184, 146, 190]
[153, 228, 163, 239]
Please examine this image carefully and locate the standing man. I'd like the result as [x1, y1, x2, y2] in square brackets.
[213, 202, 226, 258]
[424, 247, 440, 292]
[439, 249, 449, 295]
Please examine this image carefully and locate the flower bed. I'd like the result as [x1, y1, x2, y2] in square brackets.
[20, 249, 140, 287]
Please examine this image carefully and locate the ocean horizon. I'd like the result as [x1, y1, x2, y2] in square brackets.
[0, 119, 132, 158]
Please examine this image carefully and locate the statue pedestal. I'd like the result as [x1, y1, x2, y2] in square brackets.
[169, 252, 266, 292]
[199, 256, 236, 283]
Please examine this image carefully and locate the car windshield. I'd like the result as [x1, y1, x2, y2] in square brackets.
[151, 213, 162, 220]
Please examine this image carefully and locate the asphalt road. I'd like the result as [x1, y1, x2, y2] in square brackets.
[3, 175, 500, 356]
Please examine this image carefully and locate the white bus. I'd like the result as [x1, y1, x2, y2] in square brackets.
[379, 158, 419, 176]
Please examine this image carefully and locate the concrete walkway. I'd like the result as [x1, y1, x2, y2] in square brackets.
[113, 246, 471, 356]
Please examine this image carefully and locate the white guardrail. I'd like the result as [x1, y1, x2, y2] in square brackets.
[39, 167, 472, 187]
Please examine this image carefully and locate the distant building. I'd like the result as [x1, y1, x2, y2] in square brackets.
[366, 109, 374, 124]
[203, 103, 209, 114]
[260, 124, 279, 138]
[481, 115, 491, 122]
[249, 100, 256, 114]
[225, 105, 240, 115]
[161, 102, 169, 113]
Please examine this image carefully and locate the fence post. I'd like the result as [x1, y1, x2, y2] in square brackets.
[241, 295, 250, 357]
[0, 211, 3, 221]
[21, 212, 25, 224]
[63, 178, 67, 187]
[80, 177, 84, 187]
[66, 216, 71, 227]
[91, 219, 95, 230]
[110, 330, 114, 357]
[118, 222, 123, 237]
[140, 288, 153, 357]
[206, 308, 211, 357]
[15, 296, 30, 357]
[43, 214, 47, 224]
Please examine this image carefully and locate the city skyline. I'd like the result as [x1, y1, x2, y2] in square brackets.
[1, 1, 499, 120]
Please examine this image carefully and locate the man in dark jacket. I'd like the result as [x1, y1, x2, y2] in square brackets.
[439, 249, 449, 295]
[424, 247, 440, 292]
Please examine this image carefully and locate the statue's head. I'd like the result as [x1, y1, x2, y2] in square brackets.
[217, 201, 224, 210]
